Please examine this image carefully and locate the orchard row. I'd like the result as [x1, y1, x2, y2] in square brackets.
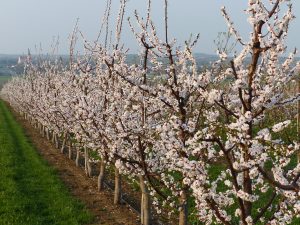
[2, 1, 300, 224]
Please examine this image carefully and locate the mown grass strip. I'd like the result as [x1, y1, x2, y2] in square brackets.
[0, 100, 93, 225]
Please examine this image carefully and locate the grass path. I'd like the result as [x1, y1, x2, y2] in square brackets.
[0, 100, 93, 225]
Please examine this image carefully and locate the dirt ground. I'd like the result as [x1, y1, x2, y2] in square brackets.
[13, 112, 140, 225]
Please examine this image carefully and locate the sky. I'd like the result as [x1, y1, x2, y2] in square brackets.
[0, 0, 299, 55]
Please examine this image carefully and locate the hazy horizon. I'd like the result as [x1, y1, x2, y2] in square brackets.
[1, 1, 299, 55]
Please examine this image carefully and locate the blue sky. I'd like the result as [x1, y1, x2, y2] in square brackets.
[0, 0, 299, 55]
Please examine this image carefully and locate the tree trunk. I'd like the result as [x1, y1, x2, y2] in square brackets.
[139, 175, 150, 225]
[98, 159, 106, 191]
[179, 190, 188, 225]
[54, 133, 59, 149]
[243, 171, 252, 217]
[84, 147, 92, 177]
[243, 145, 252, 218]
[61, 132, 67, 154]
[46, 128, 50, 140]
[51, 131, 55, 143]
[68, 140, 72, 159]
[84, 147, 88, 174]
[75, 147, 80, 167]
[42, 125, 45, 138]
[114, 168, 121, 205]
[39, 123, 43, 135]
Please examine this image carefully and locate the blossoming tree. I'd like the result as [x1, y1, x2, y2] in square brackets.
[183, 0, 300, 224]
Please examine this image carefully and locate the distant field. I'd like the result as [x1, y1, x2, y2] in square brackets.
[0, 75, 12, 89]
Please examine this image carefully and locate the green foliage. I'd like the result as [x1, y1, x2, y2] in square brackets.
[0, 100, 93, 225]
[88, 149, 100, 160]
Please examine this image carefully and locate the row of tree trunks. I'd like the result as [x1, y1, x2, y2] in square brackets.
[27, 119, 155, 225]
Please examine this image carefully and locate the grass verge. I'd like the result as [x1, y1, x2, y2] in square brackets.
[0, 100, 93, 225]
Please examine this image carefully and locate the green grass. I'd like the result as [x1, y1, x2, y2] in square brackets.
[0, 100, 93, 225]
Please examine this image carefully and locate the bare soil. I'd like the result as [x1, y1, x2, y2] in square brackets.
[13, 112, 140, 225]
